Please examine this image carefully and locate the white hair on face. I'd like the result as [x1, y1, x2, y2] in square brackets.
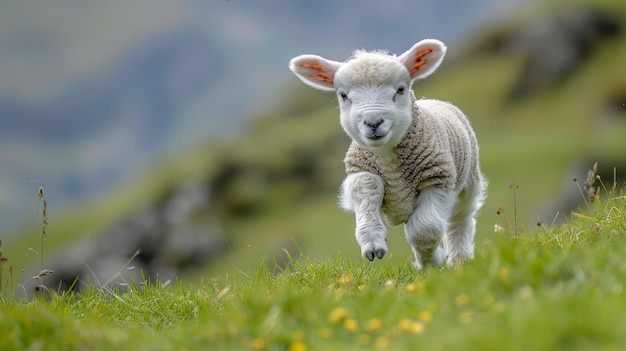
[351, 49, 391, 59]
[335, 50, 408, 88]
[289, 39, 487, 269]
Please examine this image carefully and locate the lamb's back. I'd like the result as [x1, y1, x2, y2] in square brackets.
[414, 99, 478, 191]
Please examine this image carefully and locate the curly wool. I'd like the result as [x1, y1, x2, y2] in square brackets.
[344, 92, 479, 226]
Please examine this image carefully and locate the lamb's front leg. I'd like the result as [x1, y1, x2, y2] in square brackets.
[339, 172, 388, 261]
[405, 187, 455, 269]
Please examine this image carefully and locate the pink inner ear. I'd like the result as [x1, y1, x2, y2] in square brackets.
[299, 63, 333, 83]
[299, 63, 322, 70]
[410, 48, 434, 75]
[313, 72, 332, 83]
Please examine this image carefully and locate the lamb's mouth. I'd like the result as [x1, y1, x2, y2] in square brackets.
[363, 132, 389, 146]
[367, 134, 386, 141]
[366, 132, 387, 140]
[360, 123, 390, 145]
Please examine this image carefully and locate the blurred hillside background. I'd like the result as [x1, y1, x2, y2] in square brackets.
[2, 0, 625, 292]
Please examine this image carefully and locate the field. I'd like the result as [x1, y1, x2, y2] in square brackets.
[2, 193, 625, 350]
[2, 0, 626, 349]
[4, 0, 626, 280]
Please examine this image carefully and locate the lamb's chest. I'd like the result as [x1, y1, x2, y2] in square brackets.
[377, 156, 417, 226]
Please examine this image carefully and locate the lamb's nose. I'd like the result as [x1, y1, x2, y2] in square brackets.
[363, 115, 383, 129]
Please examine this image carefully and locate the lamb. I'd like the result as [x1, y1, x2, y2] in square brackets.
[288, 39, 487, 269]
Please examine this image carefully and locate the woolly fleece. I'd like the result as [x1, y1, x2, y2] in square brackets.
[344, 92, 480, 226]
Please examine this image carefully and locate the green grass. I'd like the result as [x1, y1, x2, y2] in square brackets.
[1, 195, 625, 351]
[5, 0, 626, 284]
[2, 1, 626, 348]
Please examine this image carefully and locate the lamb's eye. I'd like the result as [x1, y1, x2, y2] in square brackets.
[339, 92, 348, 101]
[396, 86, 405, 95]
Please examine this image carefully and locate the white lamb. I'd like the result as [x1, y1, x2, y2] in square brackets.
[289, 39, 487, 269]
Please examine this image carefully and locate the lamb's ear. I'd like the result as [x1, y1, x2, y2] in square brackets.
[399, 39, 447, 81]
[289, 54, 342, 91]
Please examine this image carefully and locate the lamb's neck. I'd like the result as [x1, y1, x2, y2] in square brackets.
[368, 146, 395, 160]
[369, 147, 404, 183]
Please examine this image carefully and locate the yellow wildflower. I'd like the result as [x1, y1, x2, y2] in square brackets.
[344, 318, 358, 332]
[498, 267, 509, 280]
[415, 281, 426, 290]
[408, 321, 425, 335]
[459, 311, 474, 324]
[288, 341, 307, 351]
[358, 334, 371, 345]
[418, 310, 432, 323]
[367, 318, 382, 331]
[397, 318, 412, 331]
[318, 328, 332, 339]
[375, 336, 390, 350]
[454, 294, 470, 306]
[251, 338, 265, 350]
[339, 274, 353, 285]
[398, 318, 425, 335]
[328, 307, 347, 324]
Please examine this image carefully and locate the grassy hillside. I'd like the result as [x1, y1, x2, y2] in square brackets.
[2, 1, 625, 349]
[1, 195, 625, 350]
[195, 0, 626, 278]
[3, 0, 626, 290]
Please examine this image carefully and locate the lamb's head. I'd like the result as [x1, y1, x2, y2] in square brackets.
[289, 39, 446, 150]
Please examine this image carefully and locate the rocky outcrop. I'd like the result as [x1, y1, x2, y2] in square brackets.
[42, 180, 226, 292]
[33, 126, 348, 294]
[475, 7, 620, 100]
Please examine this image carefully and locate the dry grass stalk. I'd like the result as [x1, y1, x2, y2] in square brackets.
[585, 162, 600, 202]
[34, 186, 53, 291]
[0, 240, 8, 295]
[509, 180, 520, 236]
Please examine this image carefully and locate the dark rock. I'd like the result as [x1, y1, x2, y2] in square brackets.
[602, 89, 626, 120]
[508, 7, 620, 100]
[471, 7, 620, 100]
[41, 179, 227, 294]
[210, 161, 270, 217]
[509, 8, 620, 99]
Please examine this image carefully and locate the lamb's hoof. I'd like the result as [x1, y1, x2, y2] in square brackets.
[365, 249, 385, 261]
[375, 249, 385, 259]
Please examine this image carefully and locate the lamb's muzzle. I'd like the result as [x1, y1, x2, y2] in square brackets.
[289, 39, 487, 269]
[360, 112, 390, 141]
[363, 115, 383, 129]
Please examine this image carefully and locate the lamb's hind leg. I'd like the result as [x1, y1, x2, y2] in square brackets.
[405, 187, 455, 269]
[339, 172, 388, 261]
[445, 179, 487, 267]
